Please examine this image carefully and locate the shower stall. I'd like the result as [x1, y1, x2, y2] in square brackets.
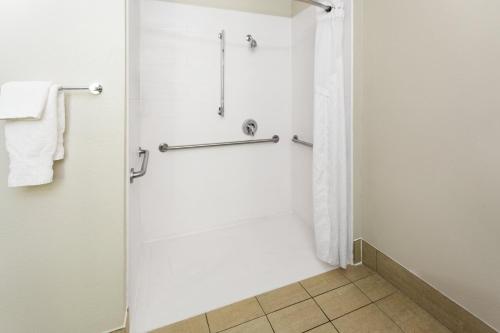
[127, 1, 352, 332]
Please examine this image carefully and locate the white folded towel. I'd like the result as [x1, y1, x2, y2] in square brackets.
[1, 84, 66, 187]
[0, 81, 52, 120]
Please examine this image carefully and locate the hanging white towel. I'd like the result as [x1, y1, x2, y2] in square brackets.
[313, 1, 353, 268]
[54, 91, 66, 160]
[2, 84, 65, 187]
[0, 81, 52, 120]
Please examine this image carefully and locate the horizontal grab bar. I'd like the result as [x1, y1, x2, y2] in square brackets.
[292, 135, 313, 148]
[159, 135, 280, 152]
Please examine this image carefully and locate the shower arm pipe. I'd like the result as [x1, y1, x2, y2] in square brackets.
[292, 135, 313, 148]
[159, 135, 280, 152]
[295, 0, 333, 12]
[218, 30, 225, 117]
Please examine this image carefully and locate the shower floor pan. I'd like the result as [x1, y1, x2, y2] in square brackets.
[135, 213, 332, 332]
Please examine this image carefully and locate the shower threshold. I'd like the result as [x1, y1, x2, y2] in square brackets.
[134, 213, 332, 332]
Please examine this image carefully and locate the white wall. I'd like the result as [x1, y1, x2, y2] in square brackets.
[0, 0, 127, 332]
[128, 0, 144, 329]
[356, 0, 500, 329]
[138, 1, 293, 241]
[291, 7, 315, 225]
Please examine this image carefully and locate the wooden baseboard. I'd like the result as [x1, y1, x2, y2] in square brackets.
[361, 240, 496, 333]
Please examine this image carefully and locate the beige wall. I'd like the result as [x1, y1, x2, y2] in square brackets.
[161, 0, 318, 17]
[292, 2, 309, 16]
[353, 0, 365, 241]
[0, 1, 127, 332]
[162, 0, 293, 17]
[355, 0, 500, 330]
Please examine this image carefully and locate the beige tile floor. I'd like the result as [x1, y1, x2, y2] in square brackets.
[150, 265, 451, 333]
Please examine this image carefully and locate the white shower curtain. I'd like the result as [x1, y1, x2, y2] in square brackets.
[313, 1, 353, 268]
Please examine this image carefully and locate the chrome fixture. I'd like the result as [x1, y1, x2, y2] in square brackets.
[292, 135, 313, 148]
[130, 148, 150, 183]
[159, 135, 280, 152]
[246, 35, 257, 49]
[59, 82, 103, 95]
[218, 30, 226, 117]
[294, 0, 333, 12]
[242, 119, 258, 136]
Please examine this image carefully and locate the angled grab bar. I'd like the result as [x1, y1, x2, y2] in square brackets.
[130, 148, 149, 183]
[159, 135, 280, 152]
[292, 135, 313, 148]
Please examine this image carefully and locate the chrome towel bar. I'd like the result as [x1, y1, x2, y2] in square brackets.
[59, 82, 103, 95]
[159, 135, 280, 152]
[292, 135, 313, 148]
[130, 148, 150, 183]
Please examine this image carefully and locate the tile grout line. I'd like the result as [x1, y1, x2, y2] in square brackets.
[208, 296, 273, 333]
[262, 268, 374, 309]
[298, 281, 333, 329]
[208, 268, 373, 333]
[204, 313, 213, 333]
[326, 269, 376, 331]
[331, 302, 374, 321]
[263, 297, 312, 315]
[264, 298, 320, 317]
[300, 268, 355, 299]
[344, 266, 376, 284]
[351, 273, 404, 332]
[372, 300, 406, 333]
[371, 251, 405, 332]
[303, 322, 337, 333]
[371, 290, 398, 303]
[303, 266, 375, 300]
[158, 266, 398, 333]
[261, 298, 310, 316]
[215, 314, 268, 333]
[352, 277, 398, 304]
[304, 282, 350, 299]
[264, 315, 276, 333]
[298, 268, 377, 332]
[254, 296, 276, 333]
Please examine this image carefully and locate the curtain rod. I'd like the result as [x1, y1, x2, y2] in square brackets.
[295, 0, 333, 12]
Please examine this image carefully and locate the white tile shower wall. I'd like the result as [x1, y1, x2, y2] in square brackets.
[291, 7, 316, 226]
[139, 1, 293, 240]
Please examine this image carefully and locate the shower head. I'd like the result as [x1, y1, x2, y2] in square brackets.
[246, 35, 257, 49]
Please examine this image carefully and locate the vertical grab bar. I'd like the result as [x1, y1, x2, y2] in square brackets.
[218, 30, 225, 117]
[130, 148, 150, 183]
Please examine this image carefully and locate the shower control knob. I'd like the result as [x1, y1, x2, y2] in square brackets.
[242, 119, 258, 136]
[246, 35, 258, 49]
